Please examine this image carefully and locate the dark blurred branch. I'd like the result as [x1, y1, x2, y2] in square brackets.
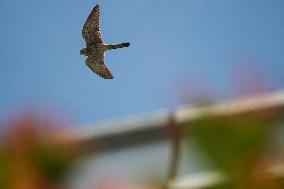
[167, 115, 181, 182]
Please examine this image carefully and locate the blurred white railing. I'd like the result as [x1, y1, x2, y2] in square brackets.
[63, 90, 284, 189]
[66, 90, 284, 149]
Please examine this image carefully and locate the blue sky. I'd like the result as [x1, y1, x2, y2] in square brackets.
[1, 0, 283, 125]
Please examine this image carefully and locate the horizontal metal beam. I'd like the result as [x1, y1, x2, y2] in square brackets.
[62, 90, 284, 152]
[169, 163, 284, 189]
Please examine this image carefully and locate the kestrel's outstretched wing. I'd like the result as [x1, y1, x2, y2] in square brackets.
[82, 4, 103, 45]
[85, 53, 113, 79]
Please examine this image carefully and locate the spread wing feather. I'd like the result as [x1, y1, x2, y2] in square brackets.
[82, 4, 103, 45]
[85, 53, 113, 79]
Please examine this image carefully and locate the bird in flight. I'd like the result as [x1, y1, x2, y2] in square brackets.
[80, 4, 130, 79]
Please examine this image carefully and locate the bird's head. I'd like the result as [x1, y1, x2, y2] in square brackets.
[80, 48, 88, 56]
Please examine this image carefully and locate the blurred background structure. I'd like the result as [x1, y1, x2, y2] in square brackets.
[1, 91, 284, 189]
[67, 90, 284, 189]
[1, 0, 284, 189]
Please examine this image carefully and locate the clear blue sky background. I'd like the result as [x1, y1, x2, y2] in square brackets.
[1, 0, 283, 125]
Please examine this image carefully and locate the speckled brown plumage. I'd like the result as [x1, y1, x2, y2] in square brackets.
[80, 4, 130, 79]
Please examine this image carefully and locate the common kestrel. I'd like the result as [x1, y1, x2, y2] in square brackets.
[80, 4, 130, 79]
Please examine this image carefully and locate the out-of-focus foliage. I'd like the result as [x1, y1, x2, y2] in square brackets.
[0, 115, 78, 189]
[1, 104, 283, 189]
[186, 111, 284, 189]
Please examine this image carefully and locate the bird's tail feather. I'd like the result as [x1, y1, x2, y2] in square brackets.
[106, 43, 130, 50]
